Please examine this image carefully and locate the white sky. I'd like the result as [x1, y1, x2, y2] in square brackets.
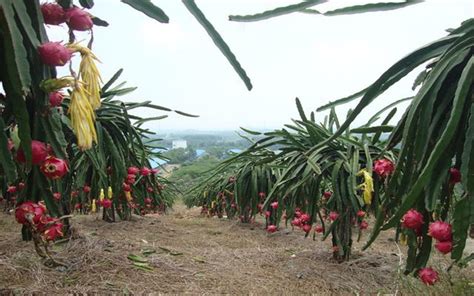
[49, 0, 474, 132]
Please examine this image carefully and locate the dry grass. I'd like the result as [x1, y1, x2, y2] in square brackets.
[0, 203, 473, 295]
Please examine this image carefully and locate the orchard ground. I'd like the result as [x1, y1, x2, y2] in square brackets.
[1, 201, 473, 295]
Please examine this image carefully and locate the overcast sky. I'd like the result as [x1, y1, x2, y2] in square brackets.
[49, 0, 473, 132]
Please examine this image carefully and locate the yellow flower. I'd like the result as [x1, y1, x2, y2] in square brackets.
[68, 43, 102, 110]
[99, 188, 105, 202]
[69, 82, 97, 150]
[125, 191, 132, 202]
[357, 169, 374, 205]
[107, 186, 113, 199]
[91, 199, 97, 213]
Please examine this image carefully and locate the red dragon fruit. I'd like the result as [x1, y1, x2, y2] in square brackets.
[401, 209, 424, 230]
[428, 221, 452, 242]
[38, 42, 72, 66]
[434, 240, 452, 254]
[41, 3, 66, 25]
[16, 140, 49, 165]
[65, 7, 93, 31]
[418, 267, 439, 285]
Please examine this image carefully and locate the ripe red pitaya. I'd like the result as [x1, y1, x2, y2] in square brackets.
[258, 192, 266, 199]
[41, 3, 66, 25]
[49, 91, 64, 107]
[435, 240, 452, 254]
[127, 166, 139, 175]
[18, 182, 25, 190]
[16, 140, 49, 165]
[122, 183, 131, 192]
[291, 218, 302, 227]
[265, 211, 271, 218]
[270, 201, 278, 210]
[418, 267, 439, 285]
[7, 186, 17, 194]
[147, 187, 154, 193]
[140, 167, 152, 176]
[102, 199, 112, 209]
[315, 225, 324, 233]
[373, 158, 395, 178]
[40, 156, 69, 179]
[15, 202, 35, 224]
[356, 210, 366, 218]
[300, 213, 310, 223]
[42, 221, 64, 241]
[449, 168, 461, 184]
[83, 185, 91, 193]
[302, 224, 312, 233]
[323, 191, 332, 199]
[38, 42, 72, 66]
[359, 220, 369, 230]
[428, 221, 452, 242]
[144, 197, 152, 205]
[401, 209, 424, 230]
[65, 7, 93, 31]
[266, 225, 277, 233]
[329, 211, 339, 221]
[53, 192, 61, 201]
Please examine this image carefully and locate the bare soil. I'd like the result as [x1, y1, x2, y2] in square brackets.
[0, 202, 473, 295]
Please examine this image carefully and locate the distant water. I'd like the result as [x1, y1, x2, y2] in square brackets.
[196, 149, 206, 157]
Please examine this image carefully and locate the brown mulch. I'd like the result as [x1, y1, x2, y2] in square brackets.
[0, 203, 472, 295]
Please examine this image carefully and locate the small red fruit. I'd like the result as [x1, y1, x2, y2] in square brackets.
[127, 166, 139, 175]
[323, 191, 332, 199]
[270, 201, 278, 210]
[122, 183, 131, 192]
[40, 156, 69, 179]
[43, 221, 64, 241]
[65, 7, 93, 31]
[41, 3, 66, 25]
[291, 218, 302, 227]
[38, 42, 72, 67]
[49, 91, 64, 107]
[428, 221, 452, 242]
[449, 168, 461, 184]
[302, 224, 312, 233]
[267, 225, 277, 233]
[329, 211, 339, 221]
[83, 185, 91, 193]
[435, 240, 452, 254]
[102, 199, 112, 209]
[144, 197, 152, 205]
[18, 182, 25, 190]
[418, 267, 439, 285]
[315, 225, 324, 233]
[15, 202, 35, 224]
[16, 140, 49, 165]
[140, 167, 152, 176]
[359, 220, 369, 230]
[258, 192, 266, 199]
[53, 192, 61, 201]
[151, 168, 159, 174]
[401, 209, 424, 230]
[147, 187, 154, 193]
[373, 158, 395, 178]
[356, 210, 366, 218]
[300, 213, 310, 223]
[265, 211, 271, 218]
[7, 186, 17, 194]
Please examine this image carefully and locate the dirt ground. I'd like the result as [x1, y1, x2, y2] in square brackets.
[0, 202, 473, 295]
